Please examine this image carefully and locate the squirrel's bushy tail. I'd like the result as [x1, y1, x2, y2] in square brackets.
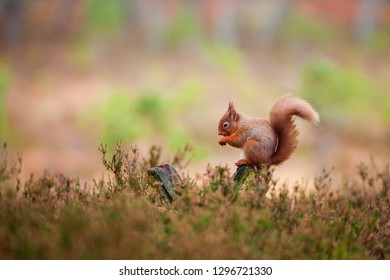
[269, 95, 319, 165]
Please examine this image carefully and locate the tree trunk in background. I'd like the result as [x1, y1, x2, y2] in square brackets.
[51, 0, 76, 35]
[1, 0, 24, 47]
[355, 0, 382, 43]
[260, 0, 295, 46]
[213, 0, 238, 46]
[132, 0, 168, 49]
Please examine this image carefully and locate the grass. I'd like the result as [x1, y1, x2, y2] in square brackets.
[0, 142, 389, 259]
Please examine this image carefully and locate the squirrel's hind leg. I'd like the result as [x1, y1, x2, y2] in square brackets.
[242, 139, 273, 167]
[235, 149, 250, 166]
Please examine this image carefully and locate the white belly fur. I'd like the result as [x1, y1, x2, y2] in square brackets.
[240, 149, 246, 159]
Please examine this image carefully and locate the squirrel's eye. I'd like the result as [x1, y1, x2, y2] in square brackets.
[223, 122, 229, 128]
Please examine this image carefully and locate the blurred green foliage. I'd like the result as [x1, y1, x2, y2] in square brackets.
[0, 65, 10, 139]
[203, 43, 259, 101]
[87, 0, 127, 36]
[69, 40, 95, 69]
[205, 43, 246, 77]
[285, 14, 334, 44]
[383, 91, 390, 126]
[95, 90, 143, 145]
[365, 28, 390, 53]
[301, 59, 376, 124]
[166, 9, 202, 46]
[91, 79, 208, 159]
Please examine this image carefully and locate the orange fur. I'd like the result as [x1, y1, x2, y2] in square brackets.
[218, 94, 319, 167]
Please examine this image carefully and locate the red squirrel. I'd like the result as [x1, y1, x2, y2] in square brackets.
[218, 94, 319, 167]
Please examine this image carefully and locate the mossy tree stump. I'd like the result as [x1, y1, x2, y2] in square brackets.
[233, 165, 254, 183]
[148, 164, 271, 202]
[234, 165, 271, 194]
[147, 164, 180, 202]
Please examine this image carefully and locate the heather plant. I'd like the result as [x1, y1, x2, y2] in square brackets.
[0, 143, 389, 259]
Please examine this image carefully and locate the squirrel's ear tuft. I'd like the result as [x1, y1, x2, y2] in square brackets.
[228, 101, 235, 111]
[228, 101, 238, 121]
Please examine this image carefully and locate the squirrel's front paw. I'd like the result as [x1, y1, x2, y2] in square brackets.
[218, 139, 226, 146]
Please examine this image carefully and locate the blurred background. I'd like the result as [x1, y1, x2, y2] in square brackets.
[1, 0, 390, 185]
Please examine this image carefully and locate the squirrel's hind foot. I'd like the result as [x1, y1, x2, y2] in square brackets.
[235, 159, 249, 167]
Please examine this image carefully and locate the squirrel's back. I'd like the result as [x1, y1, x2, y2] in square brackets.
[269, 95, 319, 165]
